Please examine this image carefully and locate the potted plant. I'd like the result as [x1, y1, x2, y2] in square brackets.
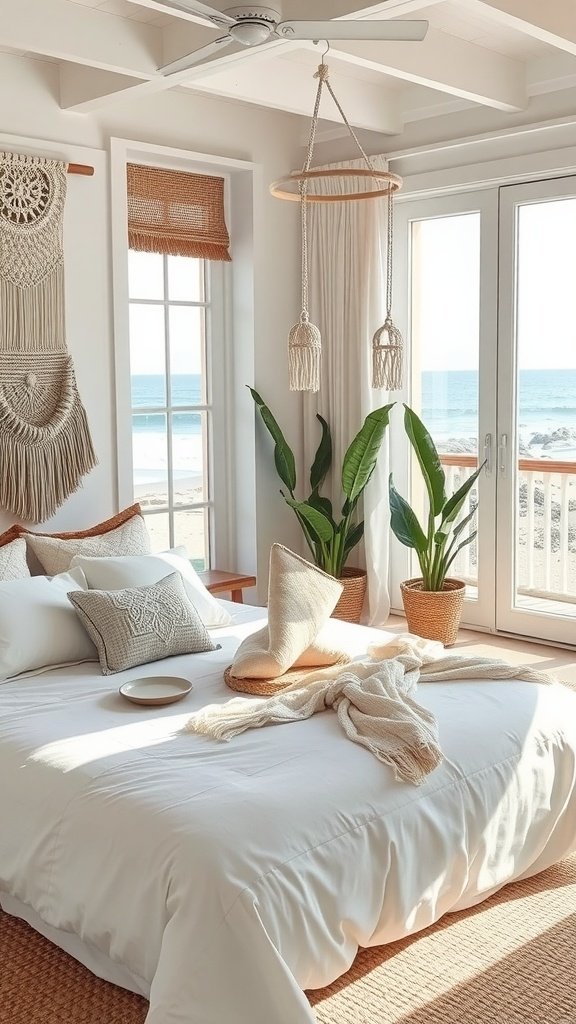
[388, 405, 484, 646]
[249, 387, 394, 622]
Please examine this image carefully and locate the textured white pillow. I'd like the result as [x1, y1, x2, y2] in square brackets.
[25, 515, 151, 576]
[0, 536, 30, 581]
[70, 546, 232, 628]
[0, 568, 97, 682]
[69, 572, 218, 676]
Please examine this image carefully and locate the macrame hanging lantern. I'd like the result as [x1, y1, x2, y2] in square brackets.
[372, 187, 404, 391]
[270, 57, 404, 393]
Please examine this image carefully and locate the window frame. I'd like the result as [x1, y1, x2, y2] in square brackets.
[111, 137, 259, 582]
[112, 146, 234, 570]
[127, 252, 227, 567]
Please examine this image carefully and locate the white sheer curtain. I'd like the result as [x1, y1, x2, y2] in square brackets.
[304, 155, 392, 625]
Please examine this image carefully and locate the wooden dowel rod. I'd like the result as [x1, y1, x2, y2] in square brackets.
[68, 163, 94, 176]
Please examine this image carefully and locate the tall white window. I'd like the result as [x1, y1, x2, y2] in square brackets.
[127, 250, 217, 569]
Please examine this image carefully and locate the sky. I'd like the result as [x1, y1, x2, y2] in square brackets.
[127, 199, 576, 380]
[128, 250, 204, 376]
[413, 198, 576, 372]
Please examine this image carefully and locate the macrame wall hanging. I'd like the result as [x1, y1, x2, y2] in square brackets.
[270, 58, 404, 393]
[0, 152, 96, 523]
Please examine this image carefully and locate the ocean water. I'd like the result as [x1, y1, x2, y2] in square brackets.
[132, 374, 203, 437]
[132, 374, 203, 484]
[422, 368, 576, 452]
[130, 370, 576, 480]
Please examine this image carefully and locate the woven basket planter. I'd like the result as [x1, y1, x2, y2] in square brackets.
[400, 577, 465, 647]
[332, 567, 368, 624]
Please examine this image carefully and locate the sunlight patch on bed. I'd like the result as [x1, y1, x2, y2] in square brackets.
[28, 716, 190, 771]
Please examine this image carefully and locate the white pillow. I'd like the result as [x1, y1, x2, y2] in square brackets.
[0, 568, 97, 682]
[70, 547, 232, 628]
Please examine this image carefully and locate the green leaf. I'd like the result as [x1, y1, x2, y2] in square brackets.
[248, 387, 296, 493]
[341, 403, 394, 505]
[452, 505, 477, 540]
[433, 529, 450, 546]
[403, 405, 446, 517]
[310, 415, 332, 492]
[307, 489, 336, 529]
[389, 475, 427, 554]
[445, 530, 477, 574]
[343, 520, 364, 559]
[284, 498, 335, 544]
[441, 461, 485, 527]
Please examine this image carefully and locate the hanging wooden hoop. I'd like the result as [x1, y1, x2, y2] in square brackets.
[270, 168, 403, 203]
[272, 58, 405, 391]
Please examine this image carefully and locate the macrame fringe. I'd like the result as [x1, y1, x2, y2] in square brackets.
[372, 317, 404, 391]
[288, 315, 322, 392]
[128, 232, 231, 263]
[0, 272, 66, 351]
[289, 344, 321, 392]
[0, 395, 97, 522]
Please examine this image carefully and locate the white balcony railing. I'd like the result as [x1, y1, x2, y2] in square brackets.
[439, 455, 576, 603]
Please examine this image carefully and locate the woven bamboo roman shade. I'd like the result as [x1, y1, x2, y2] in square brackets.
[126, 164, 231, 262]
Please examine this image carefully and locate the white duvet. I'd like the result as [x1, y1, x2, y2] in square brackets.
[1, 601, 576, 1024]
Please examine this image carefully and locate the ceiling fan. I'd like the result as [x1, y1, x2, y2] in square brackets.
[157, 4, 429, 76]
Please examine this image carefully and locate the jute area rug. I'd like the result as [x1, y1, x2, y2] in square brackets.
[1, 855, 575, 1024]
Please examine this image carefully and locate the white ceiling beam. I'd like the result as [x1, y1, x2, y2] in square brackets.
[2, 0, 162, 76]
[123, 0, 229, 27]
[59, 41, 262, 111]
[461, 0, 576, 57]
[189, 58, 402, 133]
[282, 0, 439, 18]
[327, 28, 527, 112]
[125, 0, 439, 22]
[399, 88, 471, 125]
[60, 66, 151, 113]
[527, 53, 576, 97]
[55, 0, 441, 112]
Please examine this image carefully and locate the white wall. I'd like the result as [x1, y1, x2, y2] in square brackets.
[0, 52, 307, 594]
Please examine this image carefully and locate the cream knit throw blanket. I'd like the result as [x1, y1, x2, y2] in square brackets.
[187, 635, 552, 786]
[0, 152, 96, 522]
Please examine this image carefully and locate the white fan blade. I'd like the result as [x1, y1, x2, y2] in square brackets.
[152, 0, 236, 28]
[159, 35, 233, 75]
[276, 20, 429, 42]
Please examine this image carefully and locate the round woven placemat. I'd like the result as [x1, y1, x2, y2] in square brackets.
[224, 664, 317, 696]
[224, 656, 350, 696]
[1, 855, 575, 1023]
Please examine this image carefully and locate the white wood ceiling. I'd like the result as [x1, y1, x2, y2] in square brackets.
[2, 0, 576, 134]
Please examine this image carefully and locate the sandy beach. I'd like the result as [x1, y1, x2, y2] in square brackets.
[135, 476, 208, 566]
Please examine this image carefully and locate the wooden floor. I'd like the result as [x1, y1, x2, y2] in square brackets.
[385, 615, 576, 685]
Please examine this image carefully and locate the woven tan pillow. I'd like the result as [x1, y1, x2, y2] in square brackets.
[0, 527, 30, 580]
[24, 505, 150, 576]
[68, 571, 218, 675]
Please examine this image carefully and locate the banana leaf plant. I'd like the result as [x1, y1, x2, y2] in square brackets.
[249, 387, 393, 578]
[389, 405, 485, 591]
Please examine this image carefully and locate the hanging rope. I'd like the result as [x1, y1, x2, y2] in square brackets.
[287, 58, 403, 393]
[287, 63, 328, 392]
[372, 186, 404, 391]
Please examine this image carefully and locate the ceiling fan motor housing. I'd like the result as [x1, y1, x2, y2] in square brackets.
[224, 6, 280, 45]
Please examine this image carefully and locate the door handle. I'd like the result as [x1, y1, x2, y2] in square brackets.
[498, 433, 508, 474]
[483, 433, 493, 476]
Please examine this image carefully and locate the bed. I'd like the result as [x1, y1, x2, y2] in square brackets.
[1, 599, 576, 1024]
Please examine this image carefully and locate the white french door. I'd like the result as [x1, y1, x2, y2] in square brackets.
[393, 177, 576, 645]
[497, 176, 576, 645]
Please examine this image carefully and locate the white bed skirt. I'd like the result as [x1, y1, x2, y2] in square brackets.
[0, 892, 150, 999]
